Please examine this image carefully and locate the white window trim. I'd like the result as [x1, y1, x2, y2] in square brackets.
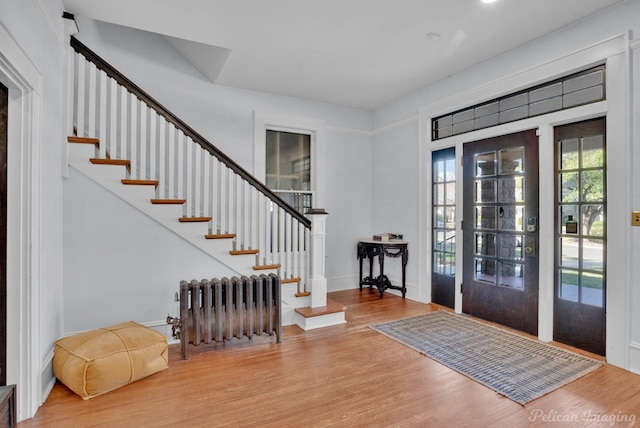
[253, 111, 326, 209]
[418, 33, 631, 369]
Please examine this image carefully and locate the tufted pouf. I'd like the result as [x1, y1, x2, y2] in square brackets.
[53, 321, 168, 400]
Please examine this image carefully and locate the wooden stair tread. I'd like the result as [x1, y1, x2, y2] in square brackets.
[151, 199, 186, 204]
[230, 249, 259, 255]
[295, 291, 311, 298]
[294, 299, 346, 318]
[90, 158, 130, 166]
[253, 264, 280, 270]
[179, 217, 212, 223]
[122, 179, 159, 186]
[205, 233, 236, 239]
[281, 277, 301, 284]
[68, 136, 99, 145]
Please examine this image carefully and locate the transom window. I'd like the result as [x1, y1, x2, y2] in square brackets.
[432, 65, 605, 141]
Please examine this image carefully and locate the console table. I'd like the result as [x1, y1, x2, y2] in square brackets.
[357, 239, 408, 298]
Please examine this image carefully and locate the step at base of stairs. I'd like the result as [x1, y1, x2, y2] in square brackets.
[294, 299, 346, 330]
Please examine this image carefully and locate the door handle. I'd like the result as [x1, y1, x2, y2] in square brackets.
[525, 235, 536, 257]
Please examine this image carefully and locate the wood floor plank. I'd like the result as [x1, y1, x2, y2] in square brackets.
[18, 289, 640, 427]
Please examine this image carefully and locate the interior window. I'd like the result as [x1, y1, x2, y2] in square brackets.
[266, 130, 312, 213]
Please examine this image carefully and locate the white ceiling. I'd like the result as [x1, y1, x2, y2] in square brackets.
[61, 0, 625, 109]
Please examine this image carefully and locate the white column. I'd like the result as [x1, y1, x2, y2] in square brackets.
[307, 209, 328, 308]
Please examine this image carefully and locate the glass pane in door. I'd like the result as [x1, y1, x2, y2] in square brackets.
[472, 147, 526, 290]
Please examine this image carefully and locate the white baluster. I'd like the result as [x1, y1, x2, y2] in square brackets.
[107, 77, 118, 160]
[129, 94, 139, 179]
[232, 173, 239, 247]
[71, 53, 79, 132]
[278, 206, 285, 269]
[202, 149, 209, 220]
[165, 123, 175, 198]
[86, 62, 97, 138]
[75, 54, 86, 137]
[211, 159, 220, 233]
[118, 86, 128, 161]
[303, 226, 310, 294]
[258, 194, 267, 265]
[292, 217, 299, 285]
[238, 177, 245, 249]
[248, 183, 254, 249]
[97, 70, 107, 159]
[148, 109, 156, 181]
[220, 166, 229, 234]
[183, 135, 193, 216]
[193, 142, 203, 217]
[203, 154, 218, 233]
[176, 131, 185, 210]
[138, 103, 148, 180]
[156, 117, 165, 197]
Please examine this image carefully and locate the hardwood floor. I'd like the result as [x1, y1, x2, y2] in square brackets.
[19, 289, 640, 427]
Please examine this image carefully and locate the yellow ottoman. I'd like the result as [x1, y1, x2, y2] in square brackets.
[53, 321, 168, 400]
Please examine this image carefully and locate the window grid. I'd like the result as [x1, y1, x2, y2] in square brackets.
[266, 130, 312, 213]
[432, 65, 605, 141]
[556, 124, 606, 308]
[433, 149, 456, 277]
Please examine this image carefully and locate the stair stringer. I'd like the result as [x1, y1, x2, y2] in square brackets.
[67, 142, 309, 324]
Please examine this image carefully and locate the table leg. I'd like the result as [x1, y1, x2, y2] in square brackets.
[377, 250, 385, 298]
[358, 249, 364, 291]
[401, 247, 407, 298]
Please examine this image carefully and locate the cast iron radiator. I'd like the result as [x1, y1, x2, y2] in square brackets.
[175, 274, 281, 359]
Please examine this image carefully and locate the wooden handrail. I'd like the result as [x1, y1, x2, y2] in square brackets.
[70, 36, 311, 229]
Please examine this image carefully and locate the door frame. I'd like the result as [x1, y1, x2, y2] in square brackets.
[0, 23, 44, 420]
[417, 34, 630, 368]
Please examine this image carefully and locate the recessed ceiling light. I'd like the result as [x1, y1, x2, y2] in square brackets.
[482, 0, 498, 3]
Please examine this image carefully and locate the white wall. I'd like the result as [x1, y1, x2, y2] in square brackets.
[63, 169, 237, 334]
[370, 121, 420, 297]
[370, 0, 640, 371]
[0, 0, 66, 420]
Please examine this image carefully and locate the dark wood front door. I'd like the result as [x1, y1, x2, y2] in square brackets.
[0, 83, 7, 385]
[462, 129, 539, 335]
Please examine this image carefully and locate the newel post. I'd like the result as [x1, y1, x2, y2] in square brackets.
[306, 208, 329, 308]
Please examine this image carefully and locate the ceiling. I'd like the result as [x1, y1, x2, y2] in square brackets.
[61, 0, 625, 109]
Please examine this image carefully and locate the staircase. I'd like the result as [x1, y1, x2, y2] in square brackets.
[66, 36, 345, 329]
